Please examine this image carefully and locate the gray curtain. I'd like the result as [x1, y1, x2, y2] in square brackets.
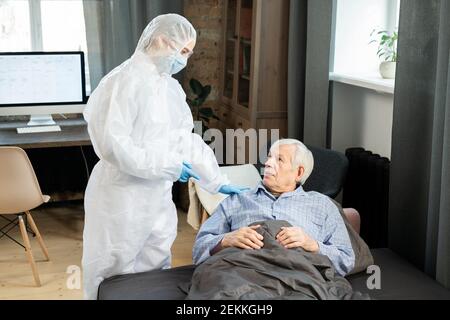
[287, 0, 334, 148]
[389, 0, 450, 288]
[83, 0, 183, 91]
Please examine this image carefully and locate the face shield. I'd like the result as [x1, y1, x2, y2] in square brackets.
[135, 14, 197, 75]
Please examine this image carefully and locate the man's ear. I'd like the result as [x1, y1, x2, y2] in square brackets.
[295, 166, 305, 184]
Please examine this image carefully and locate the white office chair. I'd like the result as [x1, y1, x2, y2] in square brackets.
[0, 147, 51, 287]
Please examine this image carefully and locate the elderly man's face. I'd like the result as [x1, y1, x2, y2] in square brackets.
[263, 144, 304, 193]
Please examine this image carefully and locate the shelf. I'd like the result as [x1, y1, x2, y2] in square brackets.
[227, 70, 234, 75]
[227, 37, 237, 42]
[241, 38, 252, 45]
[240, 74, 250, 80]
[329, 72, 395, 94]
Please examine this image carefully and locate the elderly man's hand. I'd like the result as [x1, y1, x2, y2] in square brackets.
[276, 227, 319, 253]
[221, 225, 264, 250]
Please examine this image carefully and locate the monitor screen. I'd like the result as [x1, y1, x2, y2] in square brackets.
[0, 52, 86, 107]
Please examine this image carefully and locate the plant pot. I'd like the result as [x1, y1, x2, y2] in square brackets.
[379, 61, 396, 79]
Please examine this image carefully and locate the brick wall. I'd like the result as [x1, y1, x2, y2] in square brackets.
[183, 0, 224, 122]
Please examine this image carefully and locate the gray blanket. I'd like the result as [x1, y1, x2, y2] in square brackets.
[186, 221, 370, 300]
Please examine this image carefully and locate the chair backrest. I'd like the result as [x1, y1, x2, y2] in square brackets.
[0, 147, 46, 214]
[254, 143, 349, 199]
[194, 164, 262, 214]
[302, 145, 349, 199]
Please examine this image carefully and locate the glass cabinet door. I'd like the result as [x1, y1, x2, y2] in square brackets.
[237, 0, 252, 108]
[223, 0, 237, 100]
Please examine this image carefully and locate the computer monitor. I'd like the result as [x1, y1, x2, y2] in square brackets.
[0, 51, 87, 125]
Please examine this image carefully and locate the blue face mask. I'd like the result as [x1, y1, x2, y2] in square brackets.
[169, 52, 188, 75]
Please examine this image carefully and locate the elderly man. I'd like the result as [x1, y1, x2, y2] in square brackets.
[193, 139, 355, 277]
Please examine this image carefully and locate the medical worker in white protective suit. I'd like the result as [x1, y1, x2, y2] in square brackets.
[82, 14, 247, 299]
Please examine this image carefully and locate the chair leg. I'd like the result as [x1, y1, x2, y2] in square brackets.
[25, 211, 50, 261]
[18, 215, 41, 287]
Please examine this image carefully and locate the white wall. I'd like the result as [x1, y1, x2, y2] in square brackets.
[331, 82, 394, 159]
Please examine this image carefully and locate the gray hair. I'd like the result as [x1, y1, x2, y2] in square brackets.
[270, 139, 314, 185]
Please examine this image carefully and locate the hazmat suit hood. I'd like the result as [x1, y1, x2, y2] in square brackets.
[133, 13, 197, 75]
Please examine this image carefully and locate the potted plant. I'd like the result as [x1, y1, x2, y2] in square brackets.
[187, 78, 220, 135]
[370, 29, 398, 79]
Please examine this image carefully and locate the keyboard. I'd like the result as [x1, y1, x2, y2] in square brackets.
[16, 125, 62, 134]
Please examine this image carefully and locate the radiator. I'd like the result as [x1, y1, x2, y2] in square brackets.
[342, 148, 390, 249]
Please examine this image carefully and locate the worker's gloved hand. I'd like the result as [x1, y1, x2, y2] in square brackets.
[218, 185, 250, 195]
[179, 162, 200, 183]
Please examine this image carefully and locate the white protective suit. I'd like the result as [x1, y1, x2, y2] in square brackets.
[82, 14, 228, 300]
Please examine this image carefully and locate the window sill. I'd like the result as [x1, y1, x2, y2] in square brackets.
[329, 72, 395, 95]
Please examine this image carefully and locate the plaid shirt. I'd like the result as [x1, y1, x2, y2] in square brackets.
[193, 182, 355, 276]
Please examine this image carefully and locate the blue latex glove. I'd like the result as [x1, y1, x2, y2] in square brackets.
[179, 162, 200, 183]
[218, 185, 250, 195]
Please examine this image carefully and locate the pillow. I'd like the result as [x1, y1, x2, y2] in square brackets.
[331, 199, 374, 276]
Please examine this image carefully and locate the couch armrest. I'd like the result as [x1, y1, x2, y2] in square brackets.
[343, 208, 361, 235]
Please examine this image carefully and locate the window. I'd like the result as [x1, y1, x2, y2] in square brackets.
[0, 0, 31, 51]
[0, 0, 91, 93]
[332, 0, 400, 76]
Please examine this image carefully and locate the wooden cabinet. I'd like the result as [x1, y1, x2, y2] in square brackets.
[220, 0, 289, 138]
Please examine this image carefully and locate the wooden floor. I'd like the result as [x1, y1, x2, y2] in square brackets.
[0, 202, 197, 300]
